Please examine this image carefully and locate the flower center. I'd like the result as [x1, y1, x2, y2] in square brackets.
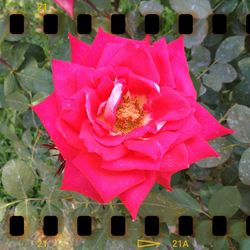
[114, 94, 146, 133]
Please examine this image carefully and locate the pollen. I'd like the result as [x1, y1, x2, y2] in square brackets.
[114, 94, 146, 133]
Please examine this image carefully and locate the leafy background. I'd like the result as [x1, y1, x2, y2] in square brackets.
[0, 0, 250, 249]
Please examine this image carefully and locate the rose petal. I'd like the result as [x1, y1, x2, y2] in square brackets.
[101, 154, 160, 171]
[68, 33, 90, 65]
[96, 74, 115, 101]
[93, 132, 126, 147]
[60, 162, 103, 203]
[160, 143, 189, 173]
[195, 103, 234, 140]
[119, 171, 157, 220]
[157, 173, 172, 191]
[97, 43, 124, 68]
[54, 0, 74, 18]
[171, 115, 202, 145]
[124, 131, 179, 160]
[59, 89, 86, 131]
[32, 93, 77, 160]
[168, 36, 197, 99]
[56, 118, 86, 151]
[73, 152, 145, 202]
[85, 90, 101, 124]
[52, 59, 90, 106]
[127, 72, 160, 96]
[107, 43, 160, 83]
[103, 83, 123, 125]
[87, 28, 149, 67]
[79, 121, 128, 161]
[150, 38, 176, 88]
[185, 135, 220, 165]
[150, 87, 193, 122]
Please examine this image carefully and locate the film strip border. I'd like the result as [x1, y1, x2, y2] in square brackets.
[8, 13, 250, 35]
[6, 215, 250, 238]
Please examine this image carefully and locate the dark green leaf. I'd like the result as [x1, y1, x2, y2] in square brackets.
[5, 92, 29, 112]
[184, 19, 208, 48]
[16, 61, 53, 94]
[196, 137, 233, 168]
[215, 36, 245, 63]
[169, 0, 212, 19]
[227, 104, 250, 143]
[229, 220, 246, 242]
[238, 183, 250, 215]
[233, 80, 250, 107]
[139, 0, 164, 15]
[3, 73, 18, 96]
[238, 57, 250, 79]
[208, 186, 241, 217]
[195, 220, 216, 245]
[212, 239, 229, 250]
[239, 148, 250, 185]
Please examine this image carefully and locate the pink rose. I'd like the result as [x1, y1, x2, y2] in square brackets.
[54, 0, 74, 18]
[33, 28, 233, 219]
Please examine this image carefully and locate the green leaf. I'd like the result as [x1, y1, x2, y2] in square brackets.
[195, 220, 215, 245]
[25, 44, 45, 63]
[238, 183, 250, 215]
[202, 73, 223, 92]
[40, 203, 63, 233]
[211, 63, 237, 83]
[215, 36, 245, 63]
[229, 220, 246, 242]
[208, 186, 241, 217]
[212, 239, 229, 250]
[169, 0, 212, 19]
[12, 139, 30, 159]
[21, 129, 33, 148]
[166, 188, 202, 215]
[0, 14, 8, 44]
[238, 57, 250, 80]
[16, 61, 53, 94]
[239, 239, 250, 250]
[3, 73, 18, 96]
[31, 91, 49, 105]
[190, 71, 201, 95]
[40, 175, 64, 208]
[239, 148, 250, 185]
[1, 159, 35, 198]
[14, 201, 38, 236]
[139, 0, 164, 15]
[189, 45, 211, 74]
[233, 80, 250, 107]
[215, 0, 238, 14]
[83, 229, 107, 250]
[0, 42, 29, 70]
[0, 201, 7, 222]
[5, 92, 29, 112]
[236, 0, 250, 24]
[196, 137, 233, 168]
[227, 104, 250, 143]
[184, 19, 208, 48]
[140, 191, 185, 224]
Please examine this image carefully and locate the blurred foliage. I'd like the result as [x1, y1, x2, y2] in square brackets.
[0, 0, 250, 249]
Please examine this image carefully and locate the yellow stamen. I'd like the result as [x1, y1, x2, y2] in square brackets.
[114, 94, 146, 133]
